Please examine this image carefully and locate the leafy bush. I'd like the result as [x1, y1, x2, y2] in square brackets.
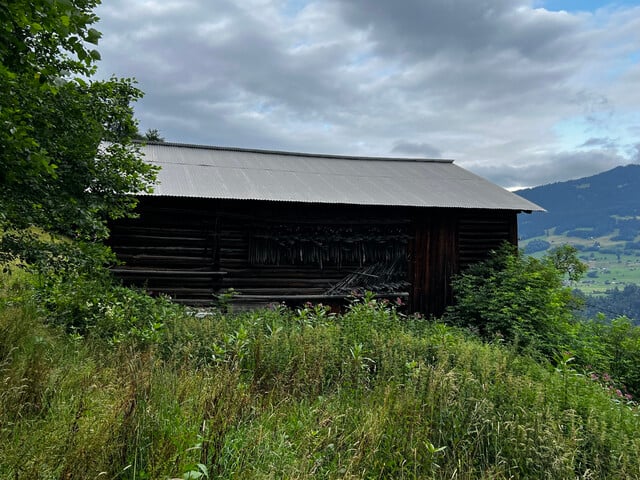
[571, 315, 640, 396]
[39, 274, 183, 346]
[1, 232, 184, 346]
[446, 244, 585, 356]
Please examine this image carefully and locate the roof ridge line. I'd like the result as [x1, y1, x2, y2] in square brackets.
[139, 141, 455, 164]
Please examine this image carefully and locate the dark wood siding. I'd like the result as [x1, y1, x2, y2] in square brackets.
[409, 210, 518, 317]
[108, 198, 519, 313]
[107, 198, 223, 304]
[109, 198, 411, 306]
[458, 212, 517, 270]
[409, 212, 457, 316]
[217, 202, 411, 307]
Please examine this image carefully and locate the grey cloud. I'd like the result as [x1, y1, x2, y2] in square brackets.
[392, 141, 442, 158]
[579, 137, 618, 149]
[324, 0, 597, 143]
[471, 149, 628, 188]
[333, 0, 585, 61]
[97, 1, 369, 146]
[94, 1, 640, 188]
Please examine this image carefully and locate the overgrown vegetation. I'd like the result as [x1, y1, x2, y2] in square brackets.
[446, 244, 585, 357]
[3, 258, 640, 478]
[446, 245, 640, 398]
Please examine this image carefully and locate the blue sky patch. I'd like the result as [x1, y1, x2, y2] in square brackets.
[541, 0, 640, 12]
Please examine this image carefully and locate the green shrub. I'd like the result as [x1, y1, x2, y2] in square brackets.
[570, 315, 640, 396]
[446, 244, 585, 357]
[0, 235, 185, 347]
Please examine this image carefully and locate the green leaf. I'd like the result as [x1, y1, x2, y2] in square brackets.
[86, 27, 101, 44]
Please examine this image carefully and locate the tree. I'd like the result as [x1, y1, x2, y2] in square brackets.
[446, 244, 585, 356]
[0, 0, 156, 242]
[136, 128, 165, 142]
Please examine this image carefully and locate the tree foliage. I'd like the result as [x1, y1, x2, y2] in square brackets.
[136, 128, 165, 142]
[0, 0, 156, 242]
[578, 284, 640, 324]
[523, 238, 550, 254]
[446, 244, 586, 356]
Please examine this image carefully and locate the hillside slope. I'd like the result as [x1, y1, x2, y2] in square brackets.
[517, 164, 640, 240]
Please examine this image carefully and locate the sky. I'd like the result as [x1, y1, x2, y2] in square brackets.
[94, 0, 640, 189]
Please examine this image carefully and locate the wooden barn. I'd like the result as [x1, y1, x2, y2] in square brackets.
[107, 142, 542, 316]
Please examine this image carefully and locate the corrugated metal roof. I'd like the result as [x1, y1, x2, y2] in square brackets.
[140, 142, 543, 211]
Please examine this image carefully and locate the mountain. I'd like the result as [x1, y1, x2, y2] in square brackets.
[516, 164, 640, 242]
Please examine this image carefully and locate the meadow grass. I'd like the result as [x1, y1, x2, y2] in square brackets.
[2, 283, 640, 479]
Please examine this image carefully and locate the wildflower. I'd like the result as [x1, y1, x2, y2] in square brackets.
[603, 373, 611, 382]
[590, 373, 599, 381]
[395, 297, 404, 306]
[625, 393, 633, 400]
[616, 389, 623, 397]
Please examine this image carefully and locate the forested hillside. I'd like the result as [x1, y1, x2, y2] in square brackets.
[516, 165, 640, 321]
[517, 164, 640, 240]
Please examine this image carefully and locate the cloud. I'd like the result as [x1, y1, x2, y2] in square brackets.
[94, 0, 640, 188]
[579, 137, 618, 149]
[334, 0, 585, 63]
[392, 141, 442, 158]
[473, 149, 630, 188]
[632, 144, 640, 163]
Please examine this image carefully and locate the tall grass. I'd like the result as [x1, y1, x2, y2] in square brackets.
[2, 282, 640, 479]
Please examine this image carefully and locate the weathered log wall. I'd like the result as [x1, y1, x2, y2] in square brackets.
[107, 199, 222, 304]
[108, 198, 411, 306]
[216, 202, 411, 308]
[108, 197, 518, 313]
[458, 213, 517, 269]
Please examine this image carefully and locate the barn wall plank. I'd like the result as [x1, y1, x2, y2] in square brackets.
[109, 198, 519, 312]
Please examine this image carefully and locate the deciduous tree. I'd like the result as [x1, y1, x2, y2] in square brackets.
[0, 0, 156, 241]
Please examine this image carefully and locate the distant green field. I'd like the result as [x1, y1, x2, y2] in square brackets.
[575, 252, 640, 294]
[520, 232, 640, 294]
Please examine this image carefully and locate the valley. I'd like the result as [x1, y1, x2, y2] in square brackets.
[516, 164, 640, 293]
